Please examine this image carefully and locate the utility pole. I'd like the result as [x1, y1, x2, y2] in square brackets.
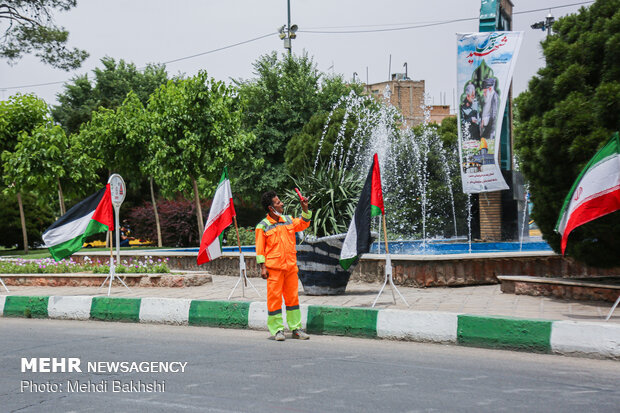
[531, 12, 555, 37]
[287, 0, 291, 55]
[279, 0, 298, 55]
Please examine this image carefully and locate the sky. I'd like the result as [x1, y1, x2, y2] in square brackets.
[0, 0, 593, 109]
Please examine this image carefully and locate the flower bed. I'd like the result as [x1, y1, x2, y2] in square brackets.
[0, 256, 170, 274]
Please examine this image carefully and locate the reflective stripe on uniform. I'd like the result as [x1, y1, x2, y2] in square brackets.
[263, 216, 293, 233]
[268, 308, 282, 316]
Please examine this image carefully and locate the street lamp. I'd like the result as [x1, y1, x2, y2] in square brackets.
[531, 12, 555, 37]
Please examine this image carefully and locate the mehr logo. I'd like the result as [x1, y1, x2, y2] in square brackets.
[466, 33, 508, 64]
[22, 358, 82, 373]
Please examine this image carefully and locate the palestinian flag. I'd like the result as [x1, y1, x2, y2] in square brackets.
[556, 132, 620, 255]
[340, 153, 384, 270]
[197, 168, 236, 265]
[42, 185, 113, 261]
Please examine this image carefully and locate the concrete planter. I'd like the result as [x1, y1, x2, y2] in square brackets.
[296, 233, 377, 295]
[296, 234, 351, 295]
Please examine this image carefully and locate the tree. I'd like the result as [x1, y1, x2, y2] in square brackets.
[514, 0, 620, 267]
[53, 57, 168, 135]
[0, 192, 55, 249]
[285, 91, 381, 176]
[0, 0, 87, 70]
[0, 93, 50, 252]
[235, 52, 363, 197]
[75, 92, 166, 246]
[285, 108, 358, 176]
[2, 123, 100, 216]
[0, 93, 48, 154]
[147, 71, 255, 238]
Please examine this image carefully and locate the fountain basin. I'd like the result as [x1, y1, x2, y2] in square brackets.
[166, 240, 552, 255]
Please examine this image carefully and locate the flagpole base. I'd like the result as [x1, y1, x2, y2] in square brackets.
[605, 295, 620, 321]
[227, 271, 262, 300]
[0, 276, 9, 292]
[228, 253, 262, 300]
[101, 265, 131, 297]
[371, 254, 410, 308]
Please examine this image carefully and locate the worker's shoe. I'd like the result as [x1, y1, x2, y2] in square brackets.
[292, 329, 310, 340]
[274, 330, 286, 341]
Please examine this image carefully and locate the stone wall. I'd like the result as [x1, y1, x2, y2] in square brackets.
[73, 252, 620, 288]
[352, 255, 620, 287]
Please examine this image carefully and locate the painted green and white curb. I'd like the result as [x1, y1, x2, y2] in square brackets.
[1, 295, 619, 359]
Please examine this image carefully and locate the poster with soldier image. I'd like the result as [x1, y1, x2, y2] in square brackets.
[456, 31, 523, 193]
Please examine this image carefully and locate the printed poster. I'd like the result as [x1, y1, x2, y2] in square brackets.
[456, 31, 523, 193]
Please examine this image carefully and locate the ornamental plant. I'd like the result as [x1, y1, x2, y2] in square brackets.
[0, 256, 170, 274]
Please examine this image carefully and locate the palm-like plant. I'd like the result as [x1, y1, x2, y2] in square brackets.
[283, 167, 362, 238]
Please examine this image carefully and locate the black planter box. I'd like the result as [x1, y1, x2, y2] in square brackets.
[296, 233, 376, 295]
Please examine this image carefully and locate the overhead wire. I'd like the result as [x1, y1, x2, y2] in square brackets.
[1, 32, 276, 91]
[0, 1, 595, 91]
[300, 1, 594, 34]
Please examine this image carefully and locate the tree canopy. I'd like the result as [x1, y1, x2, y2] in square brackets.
[0, 0, 87, 70]
[53, 57, 168, 135]
[514, 0, 620, 267]
[235, 52, 363, 196]
[0, 93, 49, 155]
[147, 71, 255, 235]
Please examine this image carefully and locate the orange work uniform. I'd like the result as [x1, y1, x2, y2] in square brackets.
[255, 212, 311, 335]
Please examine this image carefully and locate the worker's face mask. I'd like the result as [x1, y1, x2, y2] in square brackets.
[270, 206, 282, 217]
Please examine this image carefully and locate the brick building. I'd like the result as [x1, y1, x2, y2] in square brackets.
[365, 73, 453, 126]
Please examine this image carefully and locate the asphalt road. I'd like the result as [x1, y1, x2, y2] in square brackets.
[1, 318, 618, 413]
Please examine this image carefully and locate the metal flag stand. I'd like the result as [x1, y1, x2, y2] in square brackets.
[0, 276, 9, 292]
[97, 174, 131, 296]
[98, 234, 131, 296]
[605, 295, 620, 321]
[228, 216, 261, 300]
[372, 214, 410, 308]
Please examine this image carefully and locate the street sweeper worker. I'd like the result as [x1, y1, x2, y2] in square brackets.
[255, 190, 312, 341]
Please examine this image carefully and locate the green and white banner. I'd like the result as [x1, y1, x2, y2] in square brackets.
[456, 31, 523, 193]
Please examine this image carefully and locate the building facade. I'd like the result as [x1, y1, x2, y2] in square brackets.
[366, 73, 453, 126]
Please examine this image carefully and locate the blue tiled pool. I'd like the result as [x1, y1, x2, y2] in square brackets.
[165, 240, 552, 255]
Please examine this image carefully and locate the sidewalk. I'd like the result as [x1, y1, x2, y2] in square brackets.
[2, 273, 619, 359]
[1, 274, 618, 323]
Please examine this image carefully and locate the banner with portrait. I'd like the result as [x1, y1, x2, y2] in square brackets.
[456, 31, 523, 193]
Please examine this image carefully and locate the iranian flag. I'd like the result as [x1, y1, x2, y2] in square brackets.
[556, 133, 620, 255]
[197, 168, 236, 265]
[340, 154, 384, 270]
[42, 185, 113, 261]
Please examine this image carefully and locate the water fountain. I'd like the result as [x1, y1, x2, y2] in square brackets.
[314, 89, 462, 245]
[296, 89, 467, 294]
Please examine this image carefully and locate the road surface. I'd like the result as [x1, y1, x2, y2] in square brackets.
[1, 318, 618, 412]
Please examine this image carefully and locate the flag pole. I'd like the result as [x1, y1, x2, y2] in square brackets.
[382, 214, 389, 254]
[233, 216, 247, 288]
[372, 214, 410, 308]
[0, 276, 8, 292]
[108, 230, 115, 296]
[227, 216, 262, 300]
[98, 229, 115, 294]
